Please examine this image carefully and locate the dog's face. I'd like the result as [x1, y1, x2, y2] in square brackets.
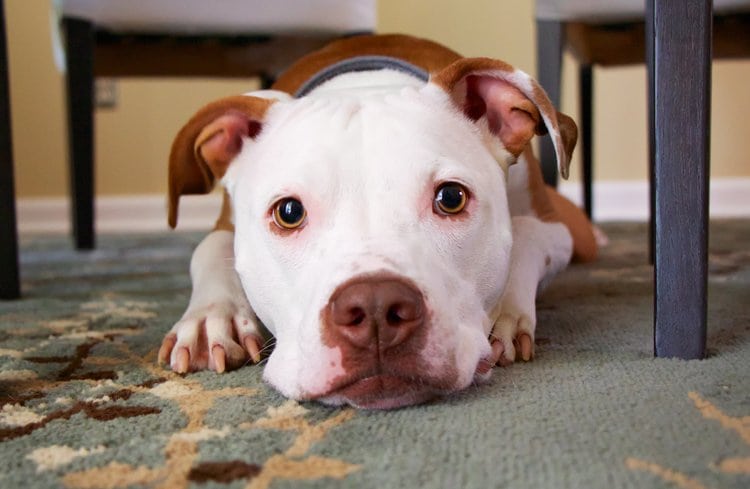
[169, 59, 574, 408]
[225, 84, 511, 408]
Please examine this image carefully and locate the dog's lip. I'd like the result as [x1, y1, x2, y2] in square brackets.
[311, 373, 444, 409]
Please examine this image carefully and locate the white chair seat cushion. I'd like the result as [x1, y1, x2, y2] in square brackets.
[56, 0, 376, 34]
[536, 0, 750, 21]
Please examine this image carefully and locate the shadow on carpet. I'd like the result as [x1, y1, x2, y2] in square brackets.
[1, 221, 748, 489]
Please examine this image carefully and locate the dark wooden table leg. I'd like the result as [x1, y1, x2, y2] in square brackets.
[579, 64, 593, 219]
[652, 0, 711, 359]
[0, 0, 20, 300]
[536, 20, 564, 187]
[646, 0, 656, 265]
[63, 17, 95, 250]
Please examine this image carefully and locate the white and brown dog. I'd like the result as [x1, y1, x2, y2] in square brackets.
[158, 35, 597, 409]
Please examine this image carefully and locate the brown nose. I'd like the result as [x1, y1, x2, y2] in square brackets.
[326, 276, 425, 351]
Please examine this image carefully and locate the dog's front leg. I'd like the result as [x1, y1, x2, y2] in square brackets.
[490, 216, 573, 366]
[158, 230, 263, 373]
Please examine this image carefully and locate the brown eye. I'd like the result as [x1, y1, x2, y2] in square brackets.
[434, 182, 468, 215]
[273, 198, 307, 229]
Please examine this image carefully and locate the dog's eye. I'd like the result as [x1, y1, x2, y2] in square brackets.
[273, 198, 307, 229]
[434, 182, 468, 215]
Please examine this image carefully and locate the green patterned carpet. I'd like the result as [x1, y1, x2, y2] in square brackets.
[1, 221, 748, 489]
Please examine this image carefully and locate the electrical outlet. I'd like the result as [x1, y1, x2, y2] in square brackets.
[95, 79, 117, 109]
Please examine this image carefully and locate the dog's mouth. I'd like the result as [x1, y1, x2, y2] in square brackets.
[311, 373, 447, 409]
[305, 351, 496, 409]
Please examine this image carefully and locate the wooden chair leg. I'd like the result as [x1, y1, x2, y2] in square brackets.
[0, 0, 20, 299]
[63, 17, 95, 250]
[536, 20, 564, 187]
[651, 0, 711, 360]
[579, 64, 593, 219]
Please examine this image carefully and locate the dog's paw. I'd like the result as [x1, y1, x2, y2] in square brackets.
[157, 302, 263, 374]
[489, 313, 535, 367]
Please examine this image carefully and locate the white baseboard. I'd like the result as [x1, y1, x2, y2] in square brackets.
[17, 194, 223, 234]
[16, 178, 750, 234]
[559, 178, 750, 221]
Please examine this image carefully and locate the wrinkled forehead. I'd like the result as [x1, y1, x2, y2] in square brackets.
[231, 87, 489, 188]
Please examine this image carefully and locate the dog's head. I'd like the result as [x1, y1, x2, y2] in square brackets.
[168, 58, 576, 409]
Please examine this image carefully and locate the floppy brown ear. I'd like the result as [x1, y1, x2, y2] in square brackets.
[432, 58, 577, 178]
[168, 95, 274, 228]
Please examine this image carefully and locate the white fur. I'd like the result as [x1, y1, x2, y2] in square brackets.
[167, 230, 261, 370]
[223, 80, 510, 399]
[171, 68, 574, 405]
[490, 216, 572, 361]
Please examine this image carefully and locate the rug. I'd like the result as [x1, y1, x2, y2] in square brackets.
[1, 221, 748, 489]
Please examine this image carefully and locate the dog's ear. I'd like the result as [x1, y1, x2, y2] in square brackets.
[431, 58, 577, 178]
[168, 95, 275, 228]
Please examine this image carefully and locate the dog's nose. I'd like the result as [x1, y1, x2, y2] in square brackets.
[327, 277, 425, 351]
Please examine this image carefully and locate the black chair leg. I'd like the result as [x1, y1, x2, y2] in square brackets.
[63, 17, 95, 250]
[0, 0, 19, 299]
[536, 20, 564, 187]
[646, 2, 657, 265]
[579, 64, 593, 219]
[651, 0, 711, 360]
[260, 73, 276, 90]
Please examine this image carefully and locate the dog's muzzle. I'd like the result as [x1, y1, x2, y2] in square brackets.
[313, 273, 455, 409]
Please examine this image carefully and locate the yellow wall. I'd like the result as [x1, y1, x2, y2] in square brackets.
[6, 0, 750, 198]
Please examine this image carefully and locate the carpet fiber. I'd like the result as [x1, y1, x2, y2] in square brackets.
[1, 221, 748, 489]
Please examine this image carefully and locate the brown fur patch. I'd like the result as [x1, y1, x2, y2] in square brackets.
[213, 190, 235, 233]
[431, 57, 515, 93]
[168, 96, 274, 229]
[545, 187, 598, 263]
[523, 147, 559, 223]
[555, 110, 579, 171]
[521, 147, 597, 263]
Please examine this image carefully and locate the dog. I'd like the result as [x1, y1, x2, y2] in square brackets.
[157, 34, 597, 409]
